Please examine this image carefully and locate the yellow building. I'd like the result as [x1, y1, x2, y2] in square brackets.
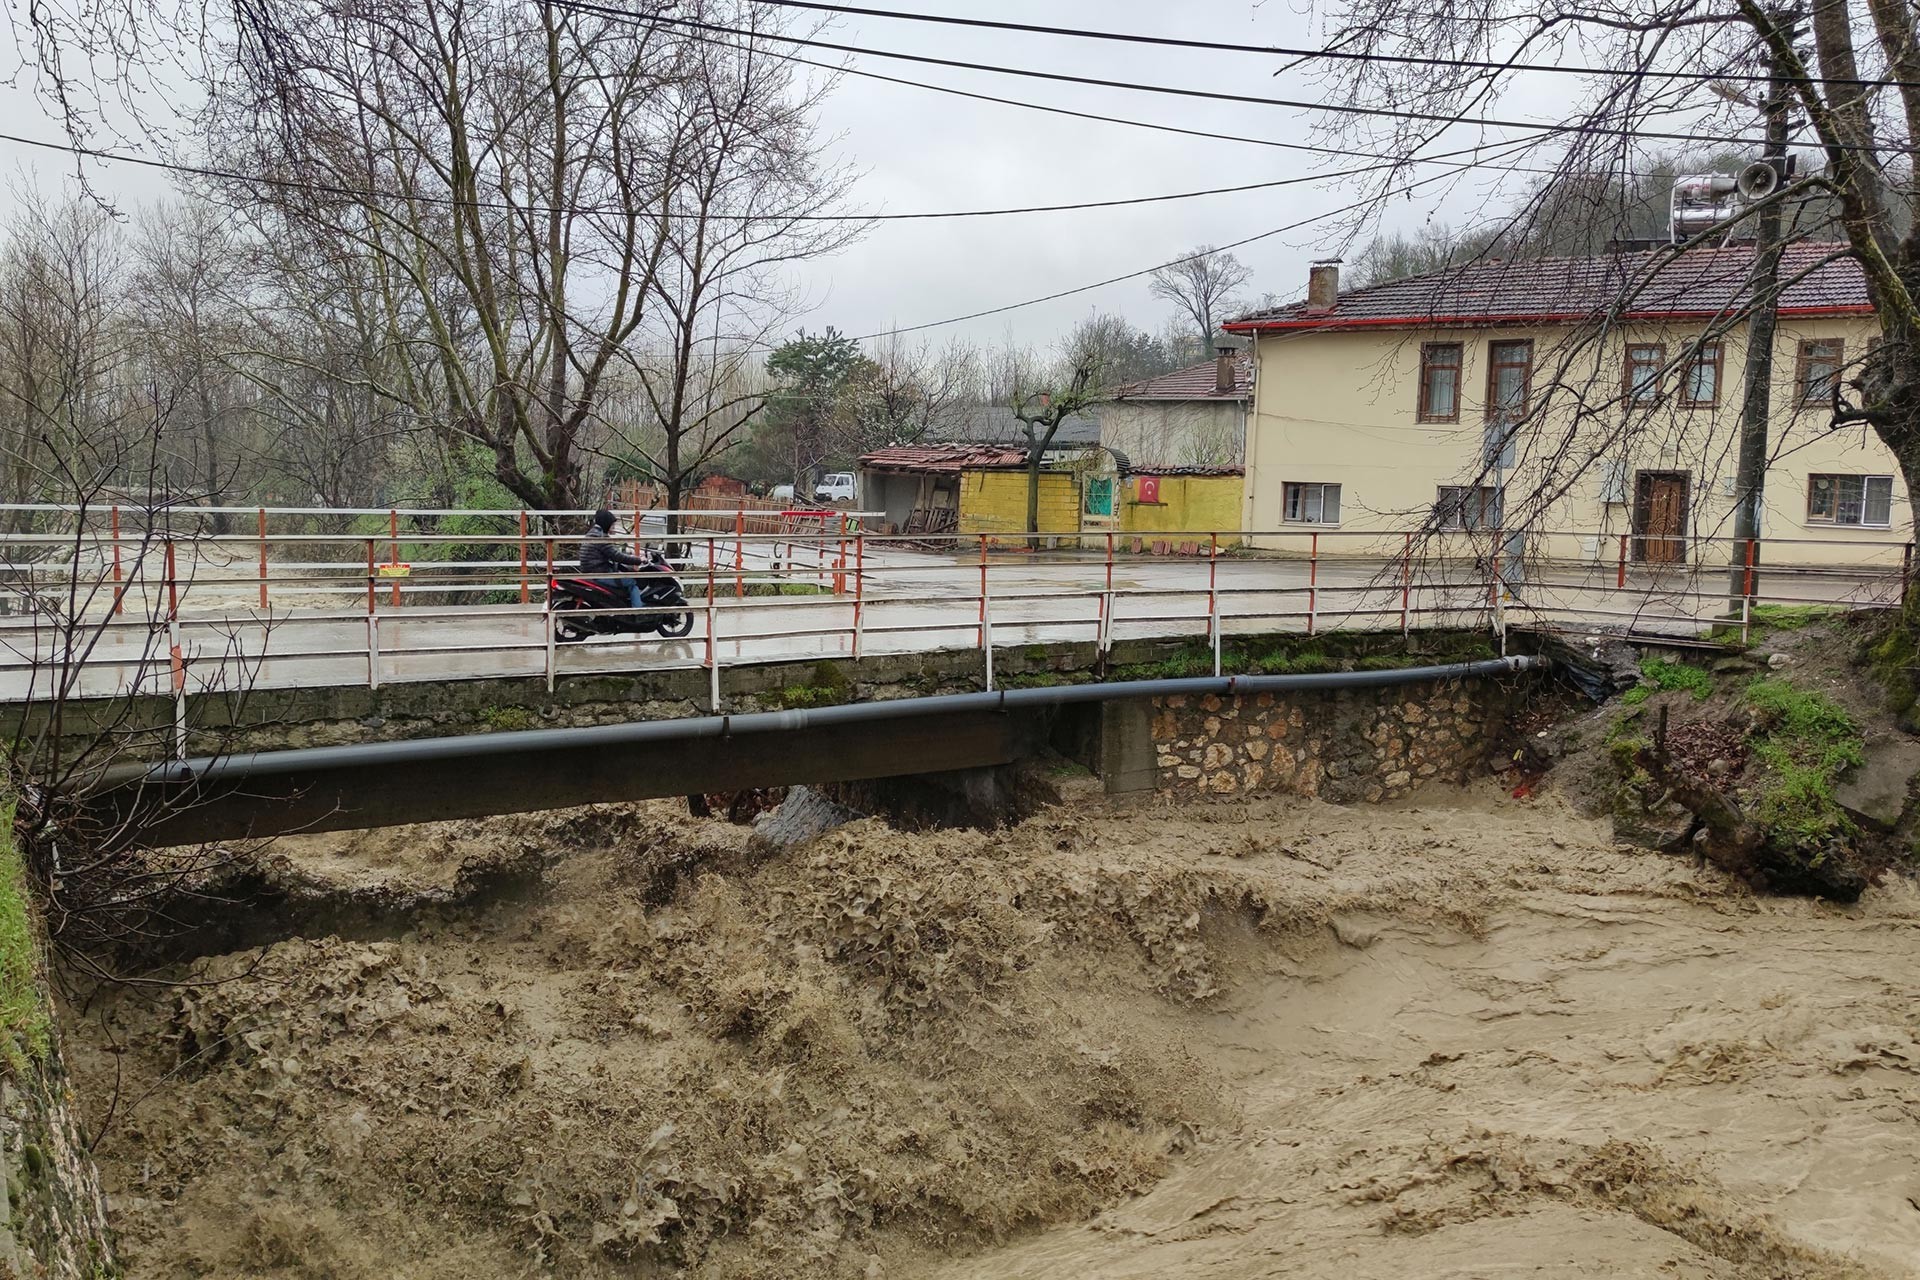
[1224, 244, 1905, 569]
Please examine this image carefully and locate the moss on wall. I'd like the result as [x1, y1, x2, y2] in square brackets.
[0, 790, 118, 1276]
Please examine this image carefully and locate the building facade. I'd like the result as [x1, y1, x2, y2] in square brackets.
[1100, 351, 1251, 471]
[1225, 245, 1903, 569]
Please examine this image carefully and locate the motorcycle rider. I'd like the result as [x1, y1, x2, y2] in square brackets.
[579, 508, 652, 614]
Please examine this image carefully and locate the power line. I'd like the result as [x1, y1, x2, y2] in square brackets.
[570, 1, 1568, 171]
[558, 0, 1906, 156]
[741, 0, 1920, 93]
[835, 134, 1550, 343]
[0, 128, 1516, 221]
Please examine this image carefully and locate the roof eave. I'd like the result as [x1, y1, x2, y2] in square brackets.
[1225, 303, 1876, 334]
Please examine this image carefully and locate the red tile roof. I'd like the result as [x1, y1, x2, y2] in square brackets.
[1115, 355, 1252, 401]
[1225, 242, 1872, 333]
[858, 443, 1030, 473]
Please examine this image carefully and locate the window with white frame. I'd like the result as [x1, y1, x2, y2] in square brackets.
[1806, 473, 1893, 527]
[1435, 484, 1503, 531]
[1283, 481, 1342, 524]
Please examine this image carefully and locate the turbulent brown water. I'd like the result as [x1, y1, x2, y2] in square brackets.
[60, 787, 1920, 1278]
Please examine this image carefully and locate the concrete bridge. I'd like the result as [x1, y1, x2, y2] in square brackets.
[41, 632, 1544, 847]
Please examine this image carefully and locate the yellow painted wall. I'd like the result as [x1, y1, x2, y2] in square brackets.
[1243, 315, 1906, 568]
[958, 469, 1080, 543]
[1121, 474, 1243, 544]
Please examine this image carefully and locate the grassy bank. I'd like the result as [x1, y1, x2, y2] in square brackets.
[0, 794, 50, 1075]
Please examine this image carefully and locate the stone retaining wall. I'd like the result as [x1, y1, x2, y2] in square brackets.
[1150, 677, 1519, 802]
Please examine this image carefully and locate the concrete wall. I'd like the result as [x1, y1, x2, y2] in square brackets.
[1100, 400, 1245, 470]
[1121, 473, 1243, 543]
[958, 469, 1080, 540]
[1144, 677, 1517, 803]
[1244, 316, 1906, 568]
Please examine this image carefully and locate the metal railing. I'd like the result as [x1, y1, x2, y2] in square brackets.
[1, 504, 1911, 755]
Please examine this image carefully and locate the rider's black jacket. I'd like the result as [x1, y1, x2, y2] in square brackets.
[578, 531, 647, 579]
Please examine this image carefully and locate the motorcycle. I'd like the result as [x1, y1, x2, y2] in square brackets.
[549, 547, 696, 642]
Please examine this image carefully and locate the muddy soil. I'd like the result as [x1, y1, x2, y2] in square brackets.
[60, 785, 1920, 1279]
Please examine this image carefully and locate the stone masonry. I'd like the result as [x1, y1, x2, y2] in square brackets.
[1150, 677, 1517, 802]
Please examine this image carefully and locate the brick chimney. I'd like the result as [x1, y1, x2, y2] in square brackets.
[1306, 259, 1341, 312]
[1211, 338, 1238, 394]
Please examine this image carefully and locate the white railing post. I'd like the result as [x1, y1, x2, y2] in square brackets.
[544, 599, 556, 694]
[982, 576, 994, 691]
[1098, 588, 1113, 656]
[1210, 592, 1222, 677]
[707, 592, 721, 713]
[367, 616, 381, 691]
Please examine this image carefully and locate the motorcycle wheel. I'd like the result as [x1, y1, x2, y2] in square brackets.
[657, 608, 695, 639]
[552, 599, 590, 644]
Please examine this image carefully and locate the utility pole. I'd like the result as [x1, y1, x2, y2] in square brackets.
[1726, 10, 1796, 610]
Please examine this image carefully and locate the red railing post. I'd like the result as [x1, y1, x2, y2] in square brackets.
[519, 510, 530, 606]
[110, 503, 124, 616]
[977, 533, 988, 650]
[1617, 533, 1628, 589]
[1307, 531, 1319, 634]
[257, 506, 269, 609]
[1904, 541, 1914, 601]
[164, 537, 182, 689]
[835, 515, 848, 595]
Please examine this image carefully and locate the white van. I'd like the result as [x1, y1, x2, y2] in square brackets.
[814, 472, 856, 503]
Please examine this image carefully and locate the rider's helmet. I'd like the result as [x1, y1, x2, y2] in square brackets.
[592, 508, 617, 533]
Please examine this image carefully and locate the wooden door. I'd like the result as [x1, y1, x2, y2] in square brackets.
[1633, 471, 1690, 564]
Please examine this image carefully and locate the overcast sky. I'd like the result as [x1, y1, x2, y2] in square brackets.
[0, 0, 1634, 354]
[777, 0, 1577, 351]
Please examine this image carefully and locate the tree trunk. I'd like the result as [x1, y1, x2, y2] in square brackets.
[1025, 451, 1042, 536]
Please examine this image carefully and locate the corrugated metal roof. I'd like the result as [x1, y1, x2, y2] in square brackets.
[940, 405, 1102, 446]
[1120, 464, 1245, 477]
[858, 444, 1030, 474]
[1115, 355, 1252, 401]
[1226, 242, 1871, 333]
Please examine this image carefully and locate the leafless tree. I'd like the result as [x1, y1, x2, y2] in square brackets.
[182, 0, 852, 514]
[1005, 333, 1109, 535]
[841, 333, 981, 452]
[1149, 245, 1252, 358]
[0, 193, 139, 537]
[604, 25, 863, 530]
[129, 201, 261, 532]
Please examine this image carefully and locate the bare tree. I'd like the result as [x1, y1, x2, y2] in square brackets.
[0, 194, 133, 503]
[186, 0, 850, 514]
[129, 201, 261, 531]
[1006, 335, 1108, 535]
[1149, 245, 1252, 358]
[844, 333, 981, 452]
[607, 27, 862, 530]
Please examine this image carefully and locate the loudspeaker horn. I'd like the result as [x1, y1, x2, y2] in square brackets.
[1737, 160, 1781, 201]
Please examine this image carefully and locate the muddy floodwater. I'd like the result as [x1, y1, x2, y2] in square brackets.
[61, 787, 1920, 1279]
